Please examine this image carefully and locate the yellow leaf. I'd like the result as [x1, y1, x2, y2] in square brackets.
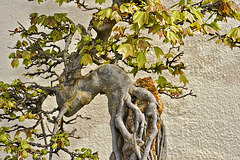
[186, 27, 194, 36]
[154, 46, 164, 60]
[11, 59, 19, 68]
[111, 11, 122, 22]
[97, 8, 112, 19]
[81, 54, 93, 66]
[189, 7, 204, 23]
[117, 44, 135, 59]
[231, 28, 240, 41]
[204, 25, 216, 34]
[136, 52, 148, 69]
[190, 21, 202, 31]
[133, 11, 149, 28]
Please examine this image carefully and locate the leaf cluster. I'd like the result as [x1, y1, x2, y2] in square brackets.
[0, 80, 97, 159]
[9, 13, 77, 83]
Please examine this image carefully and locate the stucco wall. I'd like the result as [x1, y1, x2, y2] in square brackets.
[0, 0, 239, 159]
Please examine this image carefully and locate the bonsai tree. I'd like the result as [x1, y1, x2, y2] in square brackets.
[0, 0, 239, 159]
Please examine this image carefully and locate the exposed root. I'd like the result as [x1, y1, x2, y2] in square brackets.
[53, 64, 166, 160]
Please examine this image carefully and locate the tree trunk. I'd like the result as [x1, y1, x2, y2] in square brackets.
[54, 64, 167, 160]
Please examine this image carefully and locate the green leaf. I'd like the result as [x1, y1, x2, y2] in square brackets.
[70, 23, 76, 33]
[156, 76, 168, 88]
[28, 25, 38, 34]
[33, 153, 38, 159]
[30, 13, 38, 19]
[136, 52, 148, 69]
[16, 40, 22, 48]
[186, 27, 194, 36]
[111, 11, 122, 23]
[22, 150, 28, 158]
[95, 0, 105, 5]
[148, 24, 161, 35]
[154, 46, 164, 61]
[223, 37, 234, 49]
[137, 39, 150, 52]
[21, 51, 31, 60]
[38, 0, 44, 4]
[117, 44, 135, 59]
[133, 11, 149, 28]
[189, 6, 204, 23]
[19, 115, 25, 122]
[183, 11, 195, 23]
[82, 35, 92, 42]
[22, 41, 28, 47]
[55, 0, 64, 6]
[162, 12, 173, 25]
[77, 27, 82, 35]
[23, 59, 32, 67]
[180, 75, 189, 85]
[11, 59, 19, 68]
[54, 13, 62, 22]
[10, 113, 17, 119]
[167, 30, 179, 44]
[210, 22, 222, 31]
[227, 27, 240, 41]
[232, 28, 240, 41]
[227, 27, 237, 37]
[120, 3, 130, 13]
[37, 15, 46, 25]
[130, 23, 139, 34]
[97, 8, 112, 19]
[50, 30, 63, 43]
[190, 21, 202, 31]
[203, 25, 215, 34]
[52, 143, 58, 149]
[81, 148, 87, 152]
[22, 144, 31, 150]
[81, 54, 93, 66]
[96, 45, 103, 51]
[9, 52, 16, 59]
[130, 67, 138, 77]
[179, 0, 185, 6]
[41, 149, 48, 155]
[168, 67, 174, 75]
[172, 10, 182, 21]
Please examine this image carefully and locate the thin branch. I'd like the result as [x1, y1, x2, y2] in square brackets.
[6, 119, 42, 133]
[167, 52, 184, 68]
[63, 114, 90, 125]
[159, 89, 197, 99]
[40, 113, 48, 149]
[75, 0, 101, 11]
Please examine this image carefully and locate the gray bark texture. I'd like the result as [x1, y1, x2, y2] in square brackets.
[54, 64, 167, 160]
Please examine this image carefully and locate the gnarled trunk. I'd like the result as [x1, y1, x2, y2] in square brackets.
[53, 64, 167, 160]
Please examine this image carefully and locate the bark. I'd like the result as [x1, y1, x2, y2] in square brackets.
[53, 64, 167, 160]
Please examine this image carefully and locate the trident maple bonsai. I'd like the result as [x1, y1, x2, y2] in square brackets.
[0, 0, 239, 159]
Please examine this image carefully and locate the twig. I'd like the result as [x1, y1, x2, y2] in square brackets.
[159, 89, 197, 99]
[63, 114, 90, 125]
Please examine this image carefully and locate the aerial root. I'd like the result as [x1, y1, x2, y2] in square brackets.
[157, 119, 167, 160]
[125, 92, 146, 159]
[132, 86, 159, 160]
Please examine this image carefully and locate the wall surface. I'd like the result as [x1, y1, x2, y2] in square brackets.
[0, 0, 240, 160]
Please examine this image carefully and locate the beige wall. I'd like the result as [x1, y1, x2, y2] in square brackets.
[0, 0, 239, 159]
